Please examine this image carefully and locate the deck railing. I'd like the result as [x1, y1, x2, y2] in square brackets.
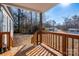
[32, 31, 79, 56]
[31, 31, 38, 45]
[41, 31, 79, 56]
[0, 32, 12, 50]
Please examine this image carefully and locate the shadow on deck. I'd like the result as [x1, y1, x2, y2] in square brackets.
[15, 43, 62, 56]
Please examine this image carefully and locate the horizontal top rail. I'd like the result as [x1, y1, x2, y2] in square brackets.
[42, 31, 79, 39]
[0, 32, 10, 34]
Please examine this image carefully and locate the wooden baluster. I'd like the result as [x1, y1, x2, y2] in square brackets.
[50, 34, 51, 46]
[46, 34, 48, 45]
[42, 34, 43, 43]
[38, 33, 39, 44]
[43, 34, 44, 44]
[7, 33, 10, 50]
[51, 34, 53, 47]
[45, 34, 47, 44]
[62, 35, 66, 56]
[78, 39, 79, 56]
[49, 34, 50, 46]
[44, 34, 45, 44]
[9, 33, 10, 50]
[37, 32, 38, 45]
[51, 34, 52, 47]
[55, 35, 57, 50]
[0, 32, 2, 51]
[53, 34, 54, 49]
[66, 37, 68, 56]
[42, 33, 43, 44]
[54, 34, 55, 49]
[46, 34, 47, 44]
[48, 34, 49, 46]
[58, 35, 60, 51]
[48, 34, 50, 46]
[45, 34, 46, 44]
[72, 39, 74, 56]
[47, 34, 49, 45]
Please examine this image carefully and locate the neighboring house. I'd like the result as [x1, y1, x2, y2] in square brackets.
[68, 28, 79, 34]
[45, 27, 58, 32]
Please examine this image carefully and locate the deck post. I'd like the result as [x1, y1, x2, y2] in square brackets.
[9, 32, 13, 50]
[0, 33, 2, 50]
[7, 32, 10, 50]
[39, 12, 43, 44]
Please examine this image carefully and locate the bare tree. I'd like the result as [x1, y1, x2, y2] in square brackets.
[57, 15, 79, 31]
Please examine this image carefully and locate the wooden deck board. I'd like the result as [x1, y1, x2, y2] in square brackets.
[39, 49, 47, 56]
[26, 45, 40, 54]
[32, 46, 43, 56]
[48, 53, 51, 56]
[36, 48, 45, 56]
[26, 45, 41, 56]
[26, 45, 54, 56]
[44, 51, 49, 56]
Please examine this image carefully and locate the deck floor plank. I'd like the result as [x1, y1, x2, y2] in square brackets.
[26, 45, 41, 56]
[26, 45, 40, 54]
[40, 49, 47, 56]
[31, 46, 43, 56]
[44, 51, 49, 56]
[36, 48, 45, 56]
[48, 53, 51, 56]
[26, 45, 51, 56]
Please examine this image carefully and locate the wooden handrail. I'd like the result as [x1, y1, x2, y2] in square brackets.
[42, 31, 79, 39]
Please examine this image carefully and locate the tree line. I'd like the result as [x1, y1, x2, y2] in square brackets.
[56, 15, 79, 31]
[9, 7, 40, 34]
